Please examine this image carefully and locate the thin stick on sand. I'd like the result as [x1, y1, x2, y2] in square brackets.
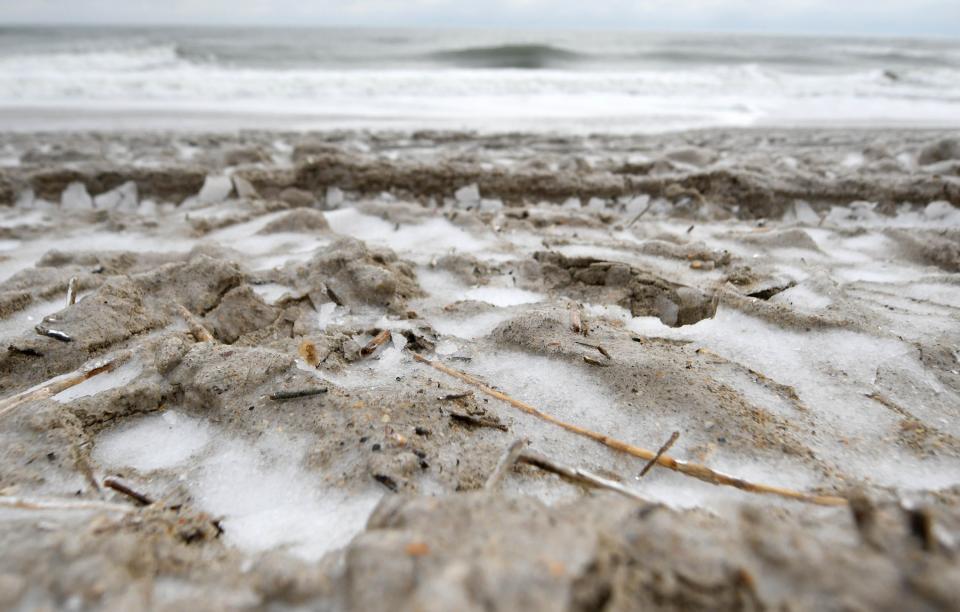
[518, 450, 646, 502]
[269, 388, 328, 401]
[0, 495, 136, 513]
[626, 199, 655, 227]
[103, 477, 154, 506]
[412, 354, 847, 507]
[638, 431, 680, 479]
[484, 438, 528, 491]
[0, 352, 131, 419]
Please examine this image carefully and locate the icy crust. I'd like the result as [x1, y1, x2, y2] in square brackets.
[94, 411, 382, 561]
[0, 129, 959, 610]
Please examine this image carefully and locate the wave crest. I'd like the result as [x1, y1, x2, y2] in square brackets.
[427, 43, 584, 69]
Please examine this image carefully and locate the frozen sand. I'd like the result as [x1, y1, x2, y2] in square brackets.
[1, 128, 959, 610]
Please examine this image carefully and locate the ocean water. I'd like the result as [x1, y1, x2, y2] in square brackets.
[0, 26, 958, 132]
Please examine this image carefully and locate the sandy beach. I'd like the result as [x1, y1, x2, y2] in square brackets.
[0, 127, 959, 609]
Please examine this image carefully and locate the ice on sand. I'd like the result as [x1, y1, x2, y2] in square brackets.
[93, 411, 382, 561]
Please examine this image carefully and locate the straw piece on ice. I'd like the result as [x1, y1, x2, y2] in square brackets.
[518, 450, 646, 502]
[0, 352, 131, 419]
[0, 495, 135, 513]
[412, 353, 847, 507]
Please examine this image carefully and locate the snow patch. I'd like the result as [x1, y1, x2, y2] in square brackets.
[429, 310, 512, 340]
[93, 412, 382, 561]
[462, 286, 544, 307]
[94, 410, 210, 472]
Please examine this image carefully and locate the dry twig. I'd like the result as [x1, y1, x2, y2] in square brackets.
[103, 477, 154, 506]
[412, 354, 846, 506]
[518, 451, 645, 502]
[448, 409, 508, 431]
[638, 431, 680, 479]
[441, 391, 472, 401]
[627, 199, 655, 227]
[270, 388, 328, 401]
[484, 438, 529, 490]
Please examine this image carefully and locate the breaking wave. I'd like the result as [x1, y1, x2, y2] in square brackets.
[426, 43, 586, 69]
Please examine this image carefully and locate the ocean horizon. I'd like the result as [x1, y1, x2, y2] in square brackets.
[1, 25, 959, 132]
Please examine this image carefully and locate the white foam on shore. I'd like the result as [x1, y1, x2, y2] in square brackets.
[93, 411, 381, 561]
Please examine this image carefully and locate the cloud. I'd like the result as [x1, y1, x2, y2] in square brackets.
[1, 0, 958, 36]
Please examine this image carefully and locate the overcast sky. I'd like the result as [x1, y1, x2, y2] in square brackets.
[2, 0, 958, 37]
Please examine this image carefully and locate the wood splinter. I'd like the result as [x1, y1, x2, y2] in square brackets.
[361, 330, 392, 357]
[175, 303, 214, 342]
[411, 353, 847, 507]
[574, 341, 611, 360]
[583, 355, 609, 368]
